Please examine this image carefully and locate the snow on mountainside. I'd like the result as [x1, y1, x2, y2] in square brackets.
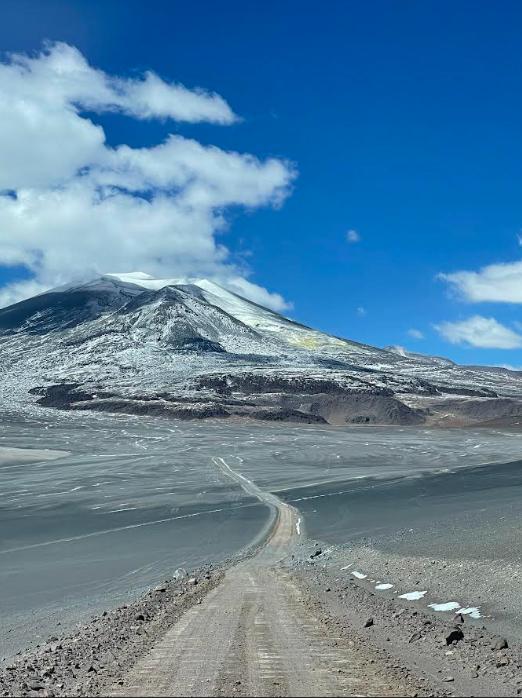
[103, 273, 382, 356]
[2, 272, 522, 426]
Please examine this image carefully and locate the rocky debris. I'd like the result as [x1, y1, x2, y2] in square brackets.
[24, 358, 522, 428]
[3, 537, 522, 698]
[438, 397, 522, 424]
[492, 637, 509, 650]
[433, 384, 498, 398]
[308, 392, 426, 426]
[30, 382, 429, 427]
[193, 373, 369, 397]
[286, 538, 522, 698]
[445, 627, 464, 645]
[0, 566, 221, 697]
[251, 408, 328, 424]
[72, 396, 232, 421]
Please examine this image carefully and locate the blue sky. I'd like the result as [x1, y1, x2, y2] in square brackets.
[1, 1, 522, 366]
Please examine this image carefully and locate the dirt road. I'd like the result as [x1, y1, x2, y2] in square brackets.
[107, 458, 409, 697]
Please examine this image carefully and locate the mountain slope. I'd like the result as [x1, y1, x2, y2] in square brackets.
[2, 272, 522, 426]
[104, 273, 386, 357]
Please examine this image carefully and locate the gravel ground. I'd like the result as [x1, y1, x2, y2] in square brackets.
[285, 539, 522, 697]
[319, 541, 522, 641]
[3, 541, 521, 697]
[2, 534, 522, 696]
[0, 566, 223, 697]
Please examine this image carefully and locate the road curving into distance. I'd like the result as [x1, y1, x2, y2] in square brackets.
[107, 456, 395, 697]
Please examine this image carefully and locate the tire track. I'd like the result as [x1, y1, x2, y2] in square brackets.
[107, 458, 401, 697]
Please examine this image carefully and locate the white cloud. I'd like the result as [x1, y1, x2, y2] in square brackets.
[407, 328, 424, 340]
[346, 229, 361, 243]
[222, 277, 292, 312]
[96, 137, 292, 209]
[439, 260, 522, 303]
[0, 279, 51, 308]
[435, 316, 522, 349]
[356, 306, 366, 316]
[7, 41, 237, 123]
[0, 43, 295, 311]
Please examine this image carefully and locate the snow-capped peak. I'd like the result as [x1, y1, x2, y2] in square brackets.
[40, 272, 380, 357]
[2, 270, 522, 427]
[104, 271, 188, 290]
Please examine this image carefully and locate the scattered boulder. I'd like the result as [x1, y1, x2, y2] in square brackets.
[28, 682, 44, 691]
[408, 631, 423, 643]
[492, 637, 509, 651]
[445, 627, 464, 645]
[363, 617, 374, 628]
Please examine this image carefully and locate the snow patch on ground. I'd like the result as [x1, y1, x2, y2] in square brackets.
[399, 590, 427, 601]
[428, 601, 461, 612]
[352, 570, 367, 579]
[458, 606, 482, 619]
[375, 583, 394, 590]
[427, 602, 482, 618]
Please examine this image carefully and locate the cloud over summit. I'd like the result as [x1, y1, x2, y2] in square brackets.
[0, 42, 295, 309]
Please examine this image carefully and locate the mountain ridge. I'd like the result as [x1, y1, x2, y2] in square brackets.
[2, 272, 522, 427]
